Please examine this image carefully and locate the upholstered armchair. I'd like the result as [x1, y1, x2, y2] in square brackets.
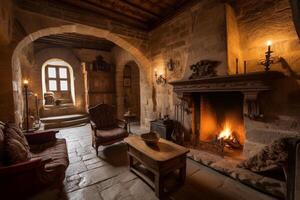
[89, 104, 128, 156]
[0, 127, 69, 199]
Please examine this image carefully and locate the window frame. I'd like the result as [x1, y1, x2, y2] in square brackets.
[45, 65, 70, 92]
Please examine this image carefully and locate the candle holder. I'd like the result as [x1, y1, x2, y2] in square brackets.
[166, 58, 175, 71]
[260, 41, 274, 71]
[34, 93, 40, 121]
[23, 79, 29, 132]
[154, 70, 167, 85]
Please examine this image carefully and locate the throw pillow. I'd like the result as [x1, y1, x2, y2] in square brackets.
[238, 137, 291, 172]
[4, 123, 31, 165]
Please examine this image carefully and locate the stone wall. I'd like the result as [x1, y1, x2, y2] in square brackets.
[1, 0, 300, 136]
[112, 47, 154, 127]
[237, 0, 300, 73]
[0, 0, 12, 45]
[149, 0, 228, 130]
[149, 0, 300, 154]
[226, 4, 243, 75]
[73, 49, 113, 64]
[0, 0, 14, 123]
[234, 0, 300, 155]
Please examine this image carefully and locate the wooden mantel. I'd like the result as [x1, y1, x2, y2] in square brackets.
[169, 71, 285, 119]
[169, 71, 285, 94]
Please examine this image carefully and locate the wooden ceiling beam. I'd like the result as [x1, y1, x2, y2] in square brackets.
[36, 40, 114, 51]
[150, 0, 198, 29]
[35, 33, 116, 51]
[18, 0, 149, 30]
[61, 0, 149, 23]
[121, 0, 161, 19]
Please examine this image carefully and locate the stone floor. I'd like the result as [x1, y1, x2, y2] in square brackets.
[31, 124, 276, 200]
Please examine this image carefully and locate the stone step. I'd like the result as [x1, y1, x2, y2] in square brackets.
[41, 114, 90, 129]
[40, 104, 80, 118]
[41, 114, 89, 123]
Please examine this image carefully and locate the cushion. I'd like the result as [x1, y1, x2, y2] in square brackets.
[0, 122, 5, 165]
[3, 123, 31, 165]
[96, 128, 128, 143]
[31, 139, 69, 184]
[239, 137, 292, 172]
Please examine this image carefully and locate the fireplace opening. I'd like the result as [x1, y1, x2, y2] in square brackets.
[192, 92, 245, 156]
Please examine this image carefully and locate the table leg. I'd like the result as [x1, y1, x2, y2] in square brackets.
[128, 153, 133, 170]
[128, 122, 131, 134]
[154, 174, 164, 198]
[179, 163, 186, 184]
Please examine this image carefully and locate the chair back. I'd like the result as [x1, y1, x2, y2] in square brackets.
[89, 104, 117, 129]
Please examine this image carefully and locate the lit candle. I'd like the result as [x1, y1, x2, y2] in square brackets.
[23, 79, 29, 86]
[267, 40, 272, 52]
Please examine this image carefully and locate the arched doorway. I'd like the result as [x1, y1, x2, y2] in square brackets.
[11, 24, 152, 126]
[123, 61, 140, 122]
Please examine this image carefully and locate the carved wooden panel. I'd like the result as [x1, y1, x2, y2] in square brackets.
[87, 65, 115, 107]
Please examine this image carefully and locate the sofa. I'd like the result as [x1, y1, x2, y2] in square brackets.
[0, 121, 69, 199]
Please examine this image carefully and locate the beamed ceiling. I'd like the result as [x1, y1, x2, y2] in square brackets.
[34, 33, 116, 52]
[17, 0, 195, 30]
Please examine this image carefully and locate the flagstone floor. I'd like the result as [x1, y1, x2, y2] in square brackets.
[31, 124, 276, 200]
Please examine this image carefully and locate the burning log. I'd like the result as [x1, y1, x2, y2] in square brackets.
[213, 131, 243, 152]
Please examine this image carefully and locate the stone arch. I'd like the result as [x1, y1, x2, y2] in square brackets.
[290, 0, 300, 39]
[12, 24, 152, 125]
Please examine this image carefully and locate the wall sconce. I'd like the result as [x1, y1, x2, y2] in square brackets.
[167, 58, 175, 71]
[260, 40, 274, 71]
[154, 69, 166, 85]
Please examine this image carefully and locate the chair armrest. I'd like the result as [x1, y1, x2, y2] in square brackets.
[25, 130, 58, 145]
[90, 121, 97, 130]
[287, 138, 300, 200]
[117, 119, 128, 130]
[0, 157, 48, 176]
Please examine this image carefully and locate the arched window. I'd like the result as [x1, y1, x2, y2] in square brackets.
[41, 58, 75, 106]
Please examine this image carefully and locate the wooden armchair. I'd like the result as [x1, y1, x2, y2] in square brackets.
[89, 104, 129, 156]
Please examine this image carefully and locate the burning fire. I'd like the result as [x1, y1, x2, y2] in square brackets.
[217, 122, 233, 140]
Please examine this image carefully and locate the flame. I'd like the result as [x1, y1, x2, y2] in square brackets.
[217, 122, 233, 140]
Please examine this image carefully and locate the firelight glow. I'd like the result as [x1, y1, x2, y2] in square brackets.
[217, 122, 233, 140]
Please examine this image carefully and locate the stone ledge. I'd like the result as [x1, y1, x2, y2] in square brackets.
[187, 148, 286, 199]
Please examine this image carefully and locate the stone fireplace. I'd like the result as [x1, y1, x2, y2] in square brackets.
[170, 70, 300, 199]
[193, 92, 245, 155]
[170, 71, 285, 158]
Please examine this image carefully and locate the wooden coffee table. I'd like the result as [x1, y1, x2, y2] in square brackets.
[124, 136, 189, 198]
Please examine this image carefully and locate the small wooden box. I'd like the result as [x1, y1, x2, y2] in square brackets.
[150, 119, 174, 140]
